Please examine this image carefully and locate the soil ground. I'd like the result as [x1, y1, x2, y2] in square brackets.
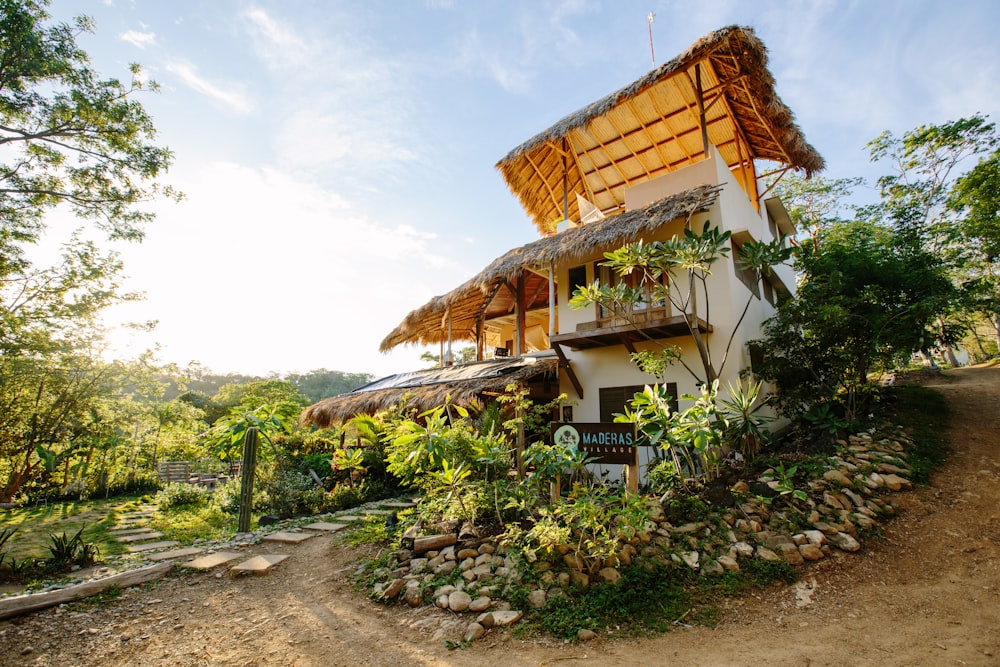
[1, 366, 998, 666]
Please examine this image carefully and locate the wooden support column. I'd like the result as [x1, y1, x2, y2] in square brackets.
[515, 273, 526, 357]
[476, 317, 484, 361]
[695, 63, 709, 157]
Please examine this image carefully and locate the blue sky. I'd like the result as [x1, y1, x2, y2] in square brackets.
[42, 0, 1000, 378]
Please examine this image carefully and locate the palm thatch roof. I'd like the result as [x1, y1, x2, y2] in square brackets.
[301, 356, 558, 427]
[497, 25, 824, 234]
[379, 183, 721, 352]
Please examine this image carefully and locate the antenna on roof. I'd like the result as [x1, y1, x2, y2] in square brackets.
[647, 11, 655, 67]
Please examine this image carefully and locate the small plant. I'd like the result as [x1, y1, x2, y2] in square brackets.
[0, 527, 13, 569]
[802, 403, 848, 436]
[720, 379, 773, 459]
[156, 482, 209, 509]
[45, 526, 100, 570]
[331, 448, 367, 489]
[763, 462, 808, 507]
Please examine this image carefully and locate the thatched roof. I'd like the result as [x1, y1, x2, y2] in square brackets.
[301, 356, 558, 427]
[496, 25, 824, 234]
[379, 183, 721, 352]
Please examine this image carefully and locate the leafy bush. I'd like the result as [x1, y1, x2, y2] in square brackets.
[156, 483, 209, 509]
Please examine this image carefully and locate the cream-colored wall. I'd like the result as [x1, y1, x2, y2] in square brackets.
[555, 146, 795, 425]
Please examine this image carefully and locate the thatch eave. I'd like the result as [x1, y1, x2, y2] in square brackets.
[379, 184, 721, 352]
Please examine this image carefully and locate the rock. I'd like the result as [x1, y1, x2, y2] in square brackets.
[527, 589, 547, 608]
[383, 579, 405, 599]
[681, 551, 700, 570]
[476, 612, 495, 628]
[459, 557, 476, 571]
[491, 610, 524, 626]
[474, 552, 492, 566]
[409, 558, 428, 574]
[478, 543, 496, 555]
[258, 514, 281, 526]
[755, 546, 782, 562]
[881, 474, 912, 491]
[449, 590, 472, 612]
[778, 543, 804, 565]
[765, 534, 795, 549]
[813, 521, 840, 536]
[731, 480, 750, 493]
[578, 629, 598, 641]
[434, 560, 458, 575]
[464, 622, 486, 642]
[674, 522, 705, 534]
[457, 548, 479, 560]
[803, 530, 826, 546]
[569, 570, 590, 589]
[798, 544, 824, 561]
[598, 567, 622, 584]
[435, 594, 450, 609]
[563, 553, 584, 570]
[732, 541, 755, 558]
[469, 596, 492, 612]
[718, 555, 739, 572]
[822, 469, 852, 486]
[827, 532, 861, 552]
[404, 586, 423, 607]
[427, 554, 445, 568]
[843, 489, 866, 507]
[701, 559, 725, 576]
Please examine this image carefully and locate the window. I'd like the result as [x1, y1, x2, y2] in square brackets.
[599, 383, 678, 422]
[731, 232, 761, 298]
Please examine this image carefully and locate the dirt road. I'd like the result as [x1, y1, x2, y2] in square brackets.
[1, 366, 998, 666]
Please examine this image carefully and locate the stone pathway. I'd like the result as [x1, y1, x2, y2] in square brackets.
[105, 496, 419, 579]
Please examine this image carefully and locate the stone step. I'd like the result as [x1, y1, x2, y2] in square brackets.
[116, 532, 163, 543]
[185, 552, 244, 570]
[302, 522, 348, 533]
[127, 540, 180, 553]
[380, 501, 416, 509]
[262, 531, 314, 544]
[361, 508, 394, 516]
[108, 527, 156, 536]
[147, 547, 204, 562]
[231, 554, 288, 575]
[333, 515, 364, 522]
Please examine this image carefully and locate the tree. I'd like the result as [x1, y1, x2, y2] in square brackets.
[285, 368, 374, 402]
[0, 0, 179, 263]
[751, 222, 958, 420]
[769, 173, 862, 243]
[949, 149, 1000, 349]
[570, 221, 791, 384]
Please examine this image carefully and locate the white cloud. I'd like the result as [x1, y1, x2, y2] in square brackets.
[119, 29, 157, 49]
[242, 7, 314, 69]
[164, 61, 253, 114]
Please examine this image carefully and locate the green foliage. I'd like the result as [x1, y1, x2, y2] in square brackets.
[752, 222, 957, 420]
[44, 526, 100, 570]
[526, 561, 693, 639]
[740, 557, 798, 587]
[0, 527, 14, 569]
[647, 459, 682, 496]
[508, 484, 649, 574]
[802, 403, 848, 436]
[571, 223, 791, 384]
[285, 369, 375, 403]
[719, 379, 773, 459]
[620, 382, 726, 484]
[155, 482, 209, 509]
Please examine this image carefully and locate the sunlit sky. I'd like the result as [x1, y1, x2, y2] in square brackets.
[39, 0, 1000, 379]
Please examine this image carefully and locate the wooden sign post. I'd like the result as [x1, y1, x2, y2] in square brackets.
[550, 422, 639, 493]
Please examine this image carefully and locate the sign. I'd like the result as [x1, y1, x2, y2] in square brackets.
[549, 422, 637, 465]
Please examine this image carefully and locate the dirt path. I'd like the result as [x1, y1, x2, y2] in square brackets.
[1, 367, 998, 666]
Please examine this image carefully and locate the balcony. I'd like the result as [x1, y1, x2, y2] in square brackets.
[550, 314, 712, 351]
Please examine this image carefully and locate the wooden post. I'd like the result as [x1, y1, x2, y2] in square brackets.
[625, 462, 639, 494]
[695, 63, 709, 157]
[237, 426, 259, 533]
[515, 273, 525, 357]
